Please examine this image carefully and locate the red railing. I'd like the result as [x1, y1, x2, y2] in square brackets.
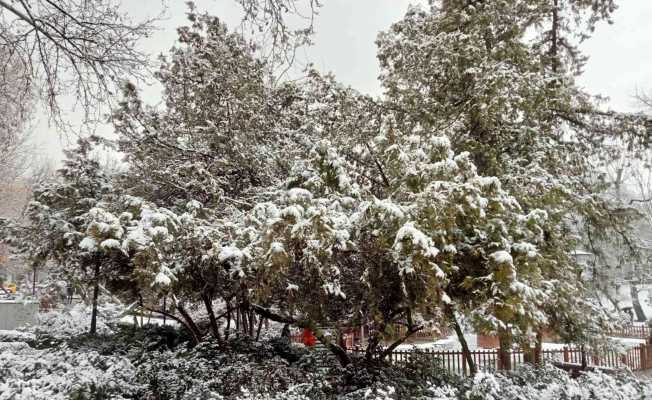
[289, 323, 652, 376]
[611, 324, 649, 339]
[343, 344, 652, 376]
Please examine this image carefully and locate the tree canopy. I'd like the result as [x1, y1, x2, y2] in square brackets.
[1, 0, 650, 371]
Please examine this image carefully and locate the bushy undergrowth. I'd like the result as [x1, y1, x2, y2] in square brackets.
[2, 320, 652, 399]
[34, 303, 121, 339]
[0, 343, 140, 400]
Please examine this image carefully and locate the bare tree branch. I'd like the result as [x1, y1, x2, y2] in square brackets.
[0, 0, 162, 129]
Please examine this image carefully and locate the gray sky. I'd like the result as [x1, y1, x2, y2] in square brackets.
[29, 0, 652, 165]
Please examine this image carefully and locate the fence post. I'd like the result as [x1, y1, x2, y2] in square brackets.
[639, 344, 647, 369]
[563, 346, 569, 363]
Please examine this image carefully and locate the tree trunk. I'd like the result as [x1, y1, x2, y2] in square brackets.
[550, 0, 559, 74]
[251, 304, 351, 366]
[498, 330, 512, 370]
[176, 301, 202, 345]
[445, 305, 476, 374]
[255, 316, 264, 341]
[202, 292, 222, 341]
[249, 310, 255, 337]
[240, 305, 249, 335]
[142, 305, 199, 345]
[162, 297, 167, 326]
[631, 284, 647, 322]
[365, 330, 382, 362]
[381, 327, 422, 360]
[89, 260, 100, 335]
[32, 265, 37, 296]
[311, 326, 351, 366]
[534, 330, 543, 365]
[225, 302, 232, 340]
[580, 344, 587, 369]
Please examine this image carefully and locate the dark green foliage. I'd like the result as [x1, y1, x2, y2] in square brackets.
[329, 351, 458, 399]
[132, 337, 320, 399]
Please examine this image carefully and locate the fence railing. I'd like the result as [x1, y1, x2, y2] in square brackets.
[290, 323, 652, 376]
[346, 344, 652, 376]
[611, 324, 649, 339]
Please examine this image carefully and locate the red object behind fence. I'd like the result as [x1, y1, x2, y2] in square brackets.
[302, 328, 317, 346]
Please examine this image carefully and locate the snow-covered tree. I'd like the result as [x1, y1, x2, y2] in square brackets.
[117, 196, 238, 344]
[375, 0, 645, 360]
[112, 11, 303, 211]
[237, 122, 553, 366]
[1, 137, 121, 333]
[7, 3, 645, 375]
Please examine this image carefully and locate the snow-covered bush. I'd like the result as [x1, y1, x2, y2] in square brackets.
[428, 365, 652, 400]
[134, 338, 320, 399]
[33, 303, 121, 338]
[3, 321, 652, 400]
[0, 345, 141, 400]
[0, 329, 35, 342]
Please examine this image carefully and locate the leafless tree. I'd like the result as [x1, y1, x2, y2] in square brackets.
[0, 44, 32, 179]
[637, 89, 652, 110]
[234, 0, 320, 76]
[0, 0, 161, 128]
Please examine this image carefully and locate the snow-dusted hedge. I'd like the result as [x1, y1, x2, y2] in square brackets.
[0, 345, 140, 400]
[428, 365, 652, 400]
[34, 303, 121, 338]
[0, 329, 35, 342]
[2, 317, 652, 400]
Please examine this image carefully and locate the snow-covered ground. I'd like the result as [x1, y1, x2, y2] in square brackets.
[395, 333, 479, 351]
[118, 315, 179, 327]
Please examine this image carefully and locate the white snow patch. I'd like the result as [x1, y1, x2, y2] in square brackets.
[490, 250, 513, 265]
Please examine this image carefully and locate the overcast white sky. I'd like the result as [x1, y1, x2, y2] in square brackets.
[30, 0, 652, 165]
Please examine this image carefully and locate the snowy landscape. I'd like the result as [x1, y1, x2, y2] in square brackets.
[1, 0, 652, 399]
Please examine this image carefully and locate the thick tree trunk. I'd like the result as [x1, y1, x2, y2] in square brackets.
[631, 284, 647, 322]
[176, 301, 202, 345]
[281, 323, 290, 337]
[249, 310, 255, 337]
[498, 330, 512, 370]
[142, 305, 199, 344]
[202, 292, 222, 341]
[365, 330, 382, 362]
[89, 260, 100, 335]
[534, 331, 543, 365]
[580, 344, 587, 369]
